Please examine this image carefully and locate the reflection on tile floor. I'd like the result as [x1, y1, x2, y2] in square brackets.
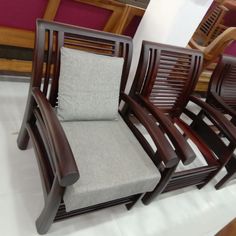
[0, 81, 236, 236]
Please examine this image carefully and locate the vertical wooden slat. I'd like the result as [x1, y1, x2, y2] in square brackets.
[103, 10, 123, 32]
[43, 30, 54, 96]
[49, 31, 64, 106]
[112, 6, 132, 34]
[43, 0, 61, 21]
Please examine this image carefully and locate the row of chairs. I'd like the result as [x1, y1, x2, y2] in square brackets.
[17, 20, 236, 234]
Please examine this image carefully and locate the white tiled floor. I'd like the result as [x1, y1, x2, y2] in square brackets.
[0, 80, 236, 236]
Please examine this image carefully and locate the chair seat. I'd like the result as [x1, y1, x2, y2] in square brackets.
[60, 116, 161, 212]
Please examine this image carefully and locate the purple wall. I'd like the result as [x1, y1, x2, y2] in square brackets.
[0, 0, 47, 30]
[224, 41, 236, 56]
[54, 0, 112, 30]
[124, 16, 142, 38]
[224, 11, 236, 27]
[0, 0, 141, 37]
[223, 9, 236, 56]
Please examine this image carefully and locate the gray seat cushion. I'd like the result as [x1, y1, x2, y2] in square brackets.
[57, 47, 124, 121]
[61, 116, 161, 212]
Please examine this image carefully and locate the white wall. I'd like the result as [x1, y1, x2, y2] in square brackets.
[127, 0, 213, 91]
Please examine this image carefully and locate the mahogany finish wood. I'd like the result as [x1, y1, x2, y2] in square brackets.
[206, 55, 236, 189]
[129, 41, 236, 204]
[17, 20, 178, 234]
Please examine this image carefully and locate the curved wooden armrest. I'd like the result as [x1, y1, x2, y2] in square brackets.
[209, 92, 236, 118]
[203, 27, 236, 64]
[121, 92, 178, 168]
[32, 88, 79, 187]
[189, 95, 236, 143]
[137, 95, 196, 165]
[188, 38, 205, 51]
[219, 4, 230, 12]
[189, 27, 236, 66]
[223, 0, 236, 10]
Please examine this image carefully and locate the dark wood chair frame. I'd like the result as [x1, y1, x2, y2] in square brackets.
[128, 41, 236, 204]
[17, 20, 179, 234]
[206, 54, 236, 189]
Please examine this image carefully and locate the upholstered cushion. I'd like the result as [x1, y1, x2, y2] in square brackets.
[61, 116, 160, 212]
[57, 47, 124, 121]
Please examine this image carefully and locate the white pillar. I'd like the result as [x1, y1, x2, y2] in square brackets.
[127, 0, 214, 92]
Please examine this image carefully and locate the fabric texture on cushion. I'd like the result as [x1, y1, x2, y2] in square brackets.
[61, 115, 161, 212]
[57, 47, 124, 121]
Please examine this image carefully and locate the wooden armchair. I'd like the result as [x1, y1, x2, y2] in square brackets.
[206, 55, 236, 189]
[189, 1, 229, 47]
[129, 41, 236, 204]
[17, 20, 180, 234]
[191, 27, 236, 67]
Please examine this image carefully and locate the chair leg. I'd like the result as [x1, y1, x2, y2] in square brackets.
[142, 167, 176, 205]
[17, 94, 36, 150]
[36, 177, 65, 235]
[197, 182, 208, 189]
[125, 194, 141, 210]
[17, 125, 30, 150]
[231, 117, 236, 126]
[197, 170, 220, 189]
[197, 167, 225, 189]
[215, 172, 236, 190]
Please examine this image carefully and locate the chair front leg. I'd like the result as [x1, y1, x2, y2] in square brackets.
[17, 92, 36, 149]
[231, 117, 236, 126]
[142, 166, 177, 205]
[36, 177, 65, 235]
[215, 172, 236, 190]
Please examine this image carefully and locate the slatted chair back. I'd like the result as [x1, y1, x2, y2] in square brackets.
[208, 55, 236, 110]
[130, 41, 203, 118]
[129, 40, 236, 199]
[32, 19, 132, 107]
[192, 3, 228, 46]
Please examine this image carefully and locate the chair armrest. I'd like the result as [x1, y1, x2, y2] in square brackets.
[219, 4, 230, 12]
[137, 95, 196, 165]
[189, 95, 236, 143]
[188, 39, 205, 51]
[121, 92, 178, 168]
[209, 92, 236, 118]
[32, 88, 79, 187]
[203, 27, 236, 64]
[223, 0, 236, 10]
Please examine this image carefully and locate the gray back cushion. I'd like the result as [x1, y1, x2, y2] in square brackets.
[57, 47, 124, 121]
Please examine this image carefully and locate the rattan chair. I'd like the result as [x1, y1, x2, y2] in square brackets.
[17, 20, 180, 234]
[128, 41, 236, 204]
[206, 55, 236, 189]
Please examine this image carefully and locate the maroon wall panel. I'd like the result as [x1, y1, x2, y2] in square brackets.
[124, 16, 142, 38]
[54, 0, 112, 30]
[224, 11, 236, 27]
[224, 41, 236, 56]
[0, 0, 48, 30]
